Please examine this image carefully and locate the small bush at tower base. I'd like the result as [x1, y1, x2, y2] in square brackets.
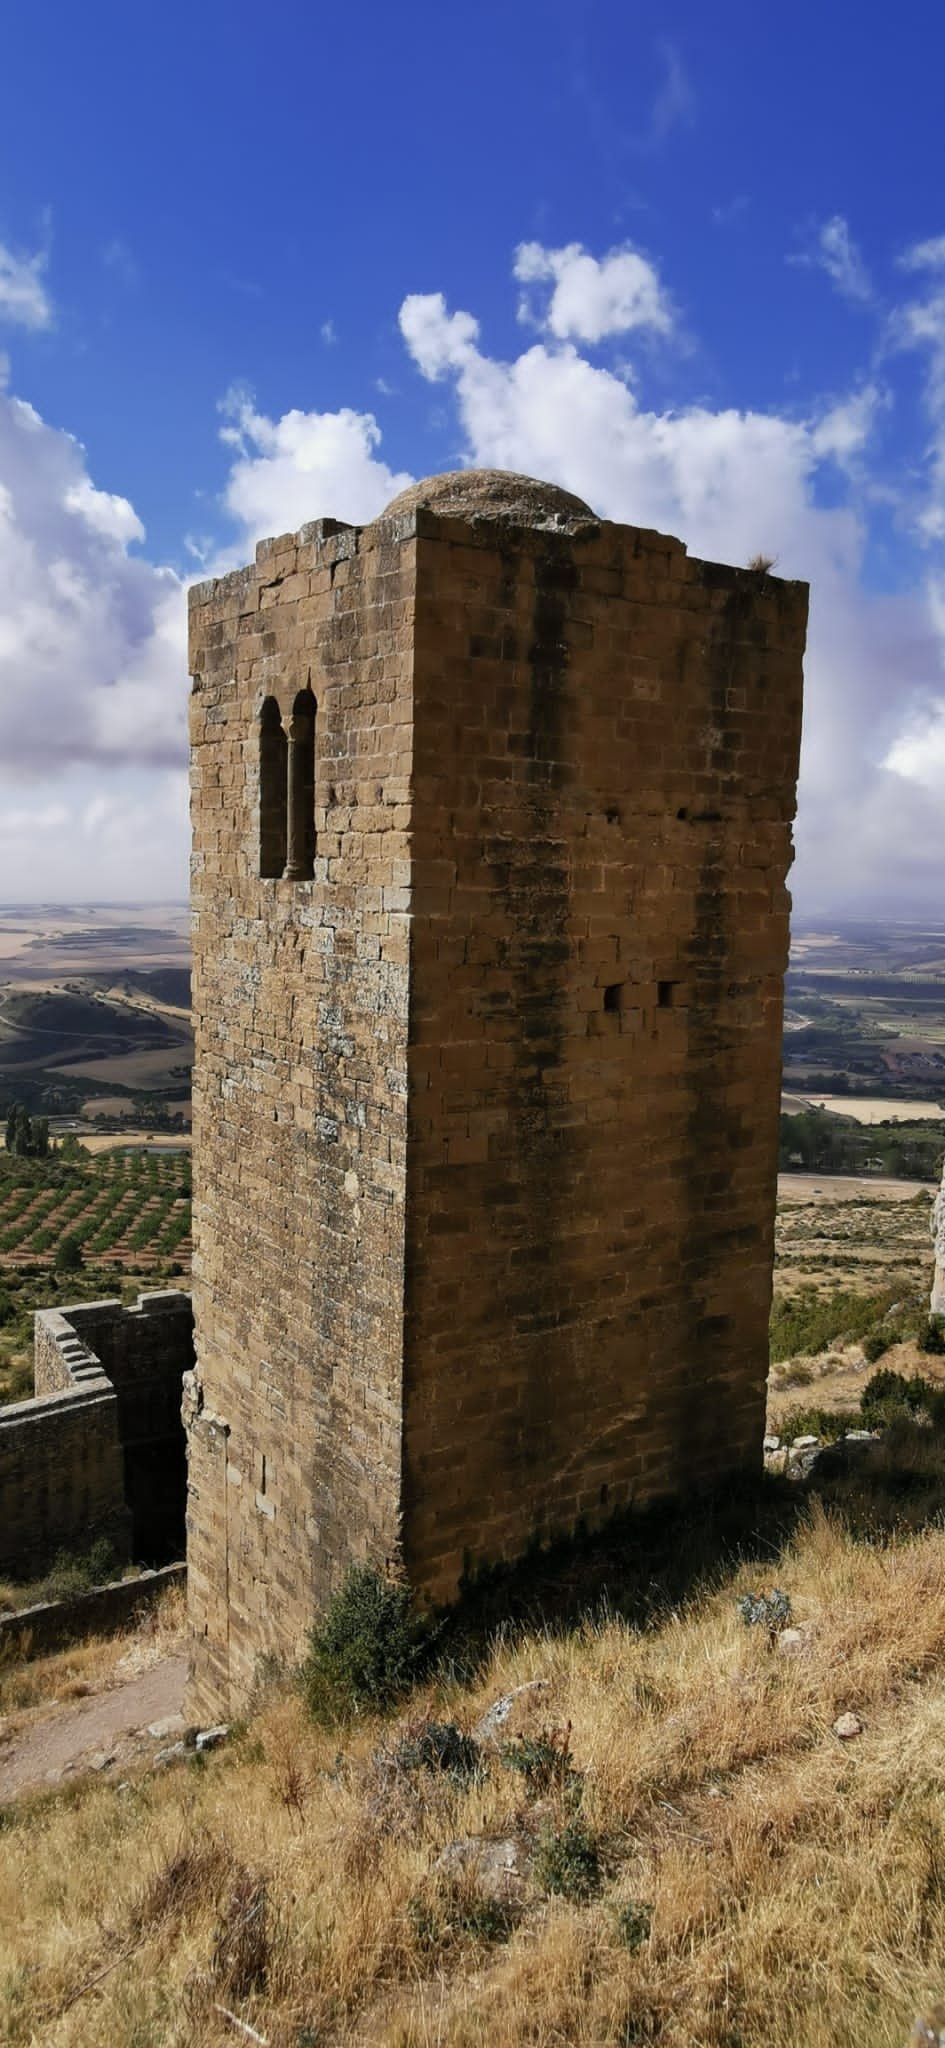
[300, 1564, 427, 1722]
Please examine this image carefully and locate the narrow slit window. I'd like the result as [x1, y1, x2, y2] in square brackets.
[285, 687, 316, 881]
[259, 697, 287, 878]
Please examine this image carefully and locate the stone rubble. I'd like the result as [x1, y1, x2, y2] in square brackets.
[435, 1835, 529, 1902]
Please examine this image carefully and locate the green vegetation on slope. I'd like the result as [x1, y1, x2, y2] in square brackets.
[778, 1105, 945, 1179]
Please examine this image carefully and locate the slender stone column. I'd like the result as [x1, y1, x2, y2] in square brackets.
[284, 711, 313, 881]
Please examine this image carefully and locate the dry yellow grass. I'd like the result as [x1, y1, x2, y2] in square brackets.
[0, 1580, 185, 1728]
[4, 1510, 945, 2046]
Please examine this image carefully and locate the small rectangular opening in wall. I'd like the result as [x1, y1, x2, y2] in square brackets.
[657, 981, 677, 1008]
[603, 983, 623, 1013]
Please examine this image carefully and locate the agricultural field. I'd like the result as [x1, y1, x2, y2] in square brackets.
[0, 1148, 191, 1405]
[784, 918, 945, 1104]
[774, 1172, 936, 1299]
[0, 904, 191, 1135]
[782, 1093, 945, 1123]
[0, 1149, 191, 1271]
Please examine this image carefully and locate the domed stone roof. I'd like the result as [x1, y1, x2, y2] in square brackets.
[381, 468, 597, 528]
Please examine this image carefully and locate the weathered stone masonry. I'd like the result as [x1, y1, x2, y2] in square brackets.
[187, 469, 807, 1716]
[0, 1289, 192, 1578]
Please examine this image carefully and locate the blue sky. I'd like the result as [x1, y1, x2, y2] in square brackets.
[1, 0, 945, 911]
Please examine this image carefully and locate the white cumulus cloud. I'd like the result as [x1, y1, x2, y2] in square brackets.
[0, 240, 52, 330]
[798, 216, 872, 305]
[900, 235, 945, 272]
[0, 380, 185, 777]
[218, 385, 413, 545]
[399, 269, 945, 917]
[514, 240, 673, 343]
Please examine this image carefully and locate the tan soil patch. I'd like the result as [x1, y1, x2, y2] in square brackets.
[0, 1654, 189, 1800]
[777, 1174, 937, 1203]
[55, 1045, 192, 1085]
[783, 1095, 945, 1123]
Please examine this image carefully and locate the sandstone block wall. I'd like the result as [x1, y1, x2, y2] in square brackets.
[60, 1291, 194, 1557]
[188, 517, 414, 1710]
[0, 1292, 193, 1580]
[187, 470, 807, 1715]
[0, 1384, 128, 1579]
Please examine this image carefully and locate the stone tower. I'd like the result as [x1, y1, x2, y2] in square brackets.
[186, 469, 807, 1715]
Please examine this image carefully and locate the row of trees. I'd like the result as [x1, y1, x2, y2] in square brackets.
[4, 1104, 50, 1158]
[780, 1107, 944, 1181]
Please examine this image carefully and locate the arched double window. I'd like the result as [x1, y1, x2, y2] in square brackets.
[258, 687, 316, 880]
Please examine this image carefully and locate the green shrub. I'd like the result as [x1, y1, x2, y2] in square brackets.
[500, 1726, 583, 1805]
[769, 1285, 915, 1365]
[407, 1880, 513, 1950]
[614, 1899, 652, 1950]
[920, 1317, 945, 1356]
[54, 1235, 83, 1273]
[736, 1589, 792, 1632]
[776, 1405, 850, 1445]
[391, 1720, 481, 1781]
[300, 1565, 426, 1721]
[534, 1817, 602, 1901]
[860, 1368, 934, 1429]
[1, 1355, 34, 1403]
[86, 1534, 119, 1583]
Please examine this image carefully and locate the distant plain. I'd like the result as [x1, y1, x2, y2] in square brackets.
[0, 903, 191, 1143]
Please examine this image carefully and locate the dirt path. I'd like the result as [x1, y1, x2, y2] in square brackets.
[0, 1652, 188, 1801]
[778, 1172, 937, 1204]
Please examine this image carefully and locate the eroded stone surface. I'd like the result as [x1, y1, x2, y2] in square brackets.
[382, 468, 597, 530]
[472, 1680, 552, 1746]
[435, 1835, 529, 1901]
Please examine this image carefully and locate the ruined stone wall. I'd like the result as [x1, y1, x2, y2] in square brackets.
[402, 508, 806, 1598]
[187, 469, 806, 1713]
[0, 1292, 192, 1580]
[0, 1385, 127, 1579]
[61, 1291, 193, 1558]
[5, 1311, 128, 1578]
[187, 518, 415, 1713]
[69, 1290, 193, 1458]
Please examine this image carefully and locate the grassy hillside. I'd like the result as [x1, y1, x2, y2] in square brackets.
[0, 975, 192, 1130]
[0, 987, 185, 1063]
[3, 1171, 945, 2048]
[6, 1452, 945, 2045]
